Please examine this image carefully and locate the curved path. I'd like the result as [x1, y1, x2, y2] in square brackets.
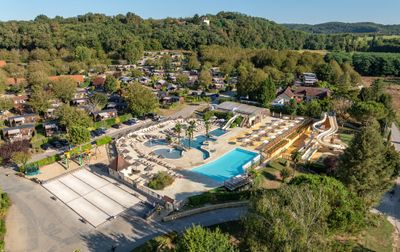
[0, 167, 246, 252]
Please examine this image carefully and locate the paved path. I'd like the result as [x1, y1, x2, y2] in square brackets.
[375, 123, 400, 232]
[0, 167, 246, 252]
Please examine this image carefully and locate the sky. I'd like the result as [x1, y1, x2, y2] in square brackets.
[1, 0, 400, 24]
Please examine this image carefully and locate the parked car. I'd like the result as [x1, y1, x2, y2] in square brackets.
[123, 119, 136, 126]
[42, 143, 51, 150]
[111, 124, 123, 129]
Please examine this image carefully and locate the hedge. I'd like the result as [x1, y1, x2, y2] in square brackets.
[187, 190, 251, 207]
[27, 155, 61, 168]
[95, 136, 112, 146]
[268, 161, 286, 171]
[93, 113, 132, 129]
[69, 143, 92, 156]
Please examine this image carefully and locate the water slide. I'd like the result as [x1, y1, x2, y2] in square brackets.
[313, 113, 346, 150]
[222, 114, 239, 130]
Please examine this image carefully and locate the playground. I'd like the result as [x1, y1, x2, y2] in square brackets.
[42, 168, 142, 227]
[29, 145, 109, 181]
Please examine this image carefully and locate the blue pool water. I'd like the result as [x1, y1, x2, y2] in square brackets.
[144, 139, 168, 147]
[181, 135, 215, 159]
[209, 128, 228, 137]
[192, 148, 259, 182]
[153, 148, 182, 159]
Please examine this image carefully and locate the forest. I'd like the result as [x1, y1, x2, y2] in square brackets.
[284, 22, 400, 35]
[0, 11, 399, 63]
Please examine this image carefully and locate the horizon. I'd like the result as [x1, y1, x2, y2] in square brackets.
[1, 0, 400, 25]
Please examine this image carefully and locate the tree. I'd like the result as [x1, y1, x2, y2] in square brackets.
[28, 71, 49, 90]
[187, 54, 201, 70]
[173, 122, 182, 143]
[177, 225, 236, 252]
[104, 75, 120, 94]
[175, 74, 190, 87]
[337, 120, 397, 207]
[67, 126, 90, 146]
[0, 70, 7, 94]
[56, 105, 93, 129]
[0, 140, 30, 164]
[186, 121, 196, 149]
[89, 93, 108, 111]
[243, 185, 330, 252]
[198, 69, 212, 89]
[291, 151, 302, 169]
[122, 82, 158, 116]
[0, 97, 14, 112]
[29, 89, 52, 114]
[74, 46, 92, 62]
[204, 119, 211, 137]
[290, 175, 366, 233]
[259, 77, 276, 108]
[11, 151, 31, 171]
[52, 77, 77, 103]
[350, 101, 388, 123]
[280, 167, 293, 183]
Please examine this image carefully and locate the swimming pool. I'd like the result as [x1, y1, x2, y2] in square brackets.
[192, 148, 259, 182]
[153, 148, 182, 159]
[144, 139, 168, 147]
[209, 128, 228, 137]
[181, 135, 215, 159]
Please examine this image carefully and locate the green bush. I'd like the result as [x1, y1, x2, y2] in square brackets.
[95, 136, 112, 146]
[27, 155, 60, 168]
[187, 190, 251, 207]
[148, 171, 175, 190]
[69, 143, 92, 156]
[119, 113, 132, 123]
[268, 161, 286, 171]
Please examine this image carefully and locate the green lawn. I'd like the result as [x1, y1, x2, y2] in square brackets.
[339, 133, 354, 145]
[357, 215, 394, 252]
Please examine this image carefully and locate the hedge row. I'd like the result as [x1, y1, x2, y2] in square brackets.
[93, 113, 133, 129]
[95, 136, 113, 146]
[187, 190, 251, 207]
[28, 155, 61, 168]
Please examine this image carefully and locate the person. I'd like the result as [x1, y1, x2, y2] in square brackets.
[111, 245, 116, 252]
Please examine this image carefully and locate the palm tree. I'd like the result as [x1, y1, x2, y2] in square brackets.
[173, 122, 182, 143]
[186, 120, 196, 149]
[204, 119, 210, 137]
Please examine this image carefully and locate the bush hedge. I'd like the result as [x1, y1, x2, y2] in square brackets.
[148, 171, 175, 190]
[93, 113, 132, 129]
[27, 155, 61, 168]
[187, 190, 251, 207]
[95, 136, 112, 146]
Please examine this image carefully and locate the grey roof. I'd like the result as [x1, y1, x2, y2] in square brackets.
[2, 124, 35, 133]
[216, 102, 268, 116]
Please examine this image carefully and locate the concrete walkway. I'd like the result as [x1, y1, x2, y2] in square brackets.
[0, 167, 246, 252]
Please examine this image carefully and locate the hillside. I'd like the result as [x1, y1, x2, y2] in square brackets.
[284, 22, 400, 34]
[0, 12, 308, 53]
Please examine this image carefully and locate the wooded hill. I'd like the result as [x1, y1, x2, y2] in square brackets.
[284, 22, 400, 35]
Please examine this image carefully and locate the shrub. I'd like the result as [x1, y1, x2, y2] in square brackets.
[26, 155, 61, 168]
[148, 171, 175, 190]
[187, 190, 251, 207]
[119, 113, 132, 123]
[95, 136, 112, 146]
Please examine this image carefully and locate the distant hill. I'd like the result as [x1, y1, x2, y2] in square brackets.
[284, 22, 400, 35]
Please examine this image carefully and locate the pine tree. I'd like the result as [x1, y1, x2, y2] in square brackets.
[337, 120, 397, 207]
